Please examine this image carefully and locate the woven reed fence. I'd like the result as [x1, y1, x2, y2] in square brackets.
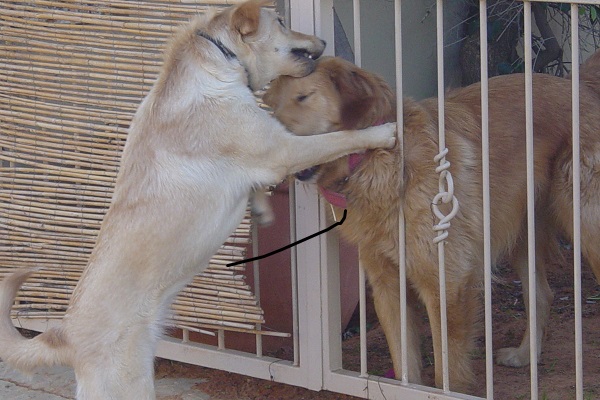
[0, 0, 281, 337]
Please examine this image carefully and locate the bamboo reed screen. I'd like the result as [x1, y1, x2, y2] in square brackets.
[0, 1, 276, 337]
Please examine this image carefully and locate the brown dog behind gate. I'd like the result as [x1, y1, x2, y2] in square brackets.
[263, 53, 600, 392]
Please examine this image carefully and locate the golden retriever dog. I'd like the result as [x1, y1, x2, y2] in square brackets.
[0, 2, 397, 399]
[264, 54, 600, 392]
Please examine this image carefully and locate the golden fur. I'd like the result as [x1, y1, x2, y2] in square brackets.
[264, 54, 600, 392]
[0, 3, 397, 399]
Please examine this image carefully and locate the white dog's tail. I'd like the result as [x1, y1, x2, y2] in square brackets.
[0, 269, 71, 372]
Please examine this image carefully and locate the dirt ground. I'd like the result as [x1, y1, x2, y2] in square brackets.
[156, 246, 600, 400]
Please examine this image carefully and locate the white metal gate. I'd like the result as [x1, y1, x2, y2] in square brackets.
[287, 1, 600, 399]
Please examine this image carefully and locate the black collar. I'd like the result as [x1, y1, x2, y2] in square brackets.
[196, 31, 237, 60]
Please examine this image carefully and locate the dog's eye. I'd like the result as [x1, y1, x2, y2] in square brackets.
[296, 93, 311, 102]
[277, 17, 286, 28]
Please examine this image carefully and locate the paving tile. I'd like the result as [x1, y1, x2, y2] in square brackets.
[0, 361, 213, 399]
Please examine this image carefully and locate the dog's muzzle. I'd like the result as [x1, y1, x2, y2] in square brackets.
[291, 39, 325, 61]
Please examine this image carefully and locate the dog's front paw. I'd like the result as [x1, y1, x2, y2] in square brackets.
[366, 122, 397, 149]
[496, 347, 530, 367]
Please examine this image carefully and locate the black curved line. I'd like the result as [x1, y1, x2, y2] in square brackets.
[227, 209, 347, 267]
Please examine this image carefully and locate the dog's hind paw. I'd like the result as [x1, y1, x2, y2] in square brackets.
[496, 347, 530, 367]
[250, 190, 275, 227]
[253, 207, 275, 226]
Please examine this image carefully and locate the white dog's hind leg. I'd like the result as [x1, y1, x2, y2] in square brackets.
[75, 359, 156, 400]
[74, 333, 158, 400]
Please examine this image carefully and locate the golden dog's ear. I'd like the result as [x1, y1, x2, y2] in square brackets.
[232, 0, 272, 37]
[324, 58, 391, 130]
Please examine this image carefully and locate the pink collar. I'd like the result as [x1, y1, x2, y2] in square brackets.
[318, 120, 386, 208]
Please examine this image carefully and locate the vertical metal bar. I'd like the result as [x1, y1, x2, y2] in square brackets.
[394, 0, 409, 385]
[289, 184, 300, 366]
[290, 2, 326, 389]
[316, 1, 343, 386]
[218, 329, 225, 350]
[479, 1, 494, 398]
[318, 0, 341, 380]
[352, 0, 368, 378]
[353, 0, 362, 67]
[314, 0, 334, 55]
[320, 202, 344, 377]
[252, 222, 263, 357]
[570, 5, 583, 400]
[523, 3, 538, 399]
[293, 182, 326, 390]
[283, 0, 291, 28]
[436, 0, 446, 154]
[359, 265, 368, 378]
[436, 0, 450, 392]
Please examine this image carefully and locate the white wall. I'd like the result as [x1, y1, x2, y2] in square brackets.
[332, 0, 467, 100]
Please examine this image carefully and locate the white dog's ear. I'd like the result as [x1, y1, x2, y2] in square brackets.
[231, 0, 272, 37]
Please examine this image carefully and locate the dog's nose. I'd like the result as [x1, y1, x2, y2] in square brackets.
[311, 39, 326, 60]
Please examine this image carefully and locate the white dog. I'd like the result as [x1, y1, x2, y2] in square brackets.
[0, 1, 396, 399]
